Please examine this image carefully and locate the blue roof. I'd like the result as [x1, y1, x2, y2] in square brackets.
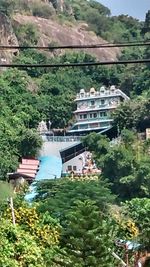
[25, 155, 62, 201]
[36, 156, 62, 180]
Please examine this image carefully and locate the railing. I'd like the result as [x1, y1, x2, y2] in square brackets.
[75, 104, 118, 112]
[77, 117, 111, 122]
[44, 135, 81, 142]
[76, 90, 123, 100]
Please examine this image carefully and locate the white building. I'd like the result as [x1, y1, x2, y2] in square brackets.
[68, 85, 129, 134]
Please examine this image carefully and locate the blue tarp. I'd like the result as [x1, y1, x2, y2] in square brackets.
[25, 155, 62, 201]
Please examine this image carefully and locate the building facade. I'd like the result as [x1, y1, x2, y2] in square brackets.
[68, 85, 129, 134]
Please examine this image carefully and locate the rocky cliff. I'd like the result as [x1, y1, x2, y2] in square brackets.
[0, 13, 18, 64]
[13, 14, 120, 61]
[0, 5, 120, 64]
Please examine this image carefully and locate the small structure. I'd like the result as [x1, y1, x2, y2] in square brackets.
[37, 120, 48, 134]
[62, 151, 101, 176]
[81, 152, 101, 175]
[8, 158, 40, 191]
[68, 85, 129, 134]
[115, 240, 150, 267]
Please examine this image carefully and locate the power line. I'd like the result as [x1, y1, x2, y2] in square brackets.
[0, 42, 150, 50]
[0, 58, 150, 68]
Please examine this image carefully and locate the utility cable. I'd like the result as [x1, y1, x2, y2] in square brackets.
[0, 58, 150, 68]
[0, 42, 150, 50]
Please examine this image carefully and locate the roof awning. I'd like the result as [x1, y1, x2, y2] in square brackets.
[8, 172, 35, 180]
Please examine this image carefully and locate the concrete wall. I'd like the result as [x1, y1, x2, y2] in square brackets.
[39, 141, 79, 158]
[62, 152, 85, 174]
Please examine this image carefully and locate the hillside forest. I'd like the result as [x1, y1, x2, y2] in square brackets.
[0, 0, 150, 266]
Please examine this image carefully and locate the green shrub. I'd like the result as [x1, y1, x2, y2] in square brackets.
[0, 0, 17, 16]
[13, 23, 39, 46]
[31, 1, 55, 19]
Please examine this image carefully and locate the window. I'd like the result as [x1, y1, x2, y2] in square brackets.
[91, 100, 95, 106]
[94, 113, 97, 118]
[100, 121, 109, 127]
[68, 165, 72, 171]
[79, 124, 88, 129]
[101, 99, 105, 105]
[90, 113, 93, 118]
[73, 166, 77, 171]
[90, 123, 98, 128]
[80, 114, 87, 119]
[100, 112, 107, 117]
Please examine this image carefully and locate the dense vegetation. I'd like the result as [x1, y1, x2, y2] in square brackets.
[83, 130, 150, 200]
[1, 174, 149, 266]
[0, 0, 150, 266]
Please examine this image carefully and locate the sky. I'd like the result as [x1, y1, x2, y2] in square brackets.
[98, 0, 150, 21]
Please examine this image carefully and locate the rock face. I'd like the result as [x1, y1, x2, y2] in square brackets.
[0, 9, 120, 64]
[0, 12, 19, 64]
[13, 14, 120, 61]
[49, 0, 65, 12]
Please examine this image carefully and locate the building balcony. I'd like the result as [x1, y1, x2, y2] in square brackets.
[77, 117, 112, 123]
[68, 124, 112, 133]
[73, 118, 113, 126]
[74, 104, 118, 113]
[75, 90, 122, 101]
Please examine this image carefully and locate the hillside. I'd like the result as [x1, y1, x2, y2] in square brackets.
[0, 0, 143, 63]
[0, 0, 149, 178]
[0, 13, 18, 64]
[0, 2, 150, 266]
[13, 14, 120, 61]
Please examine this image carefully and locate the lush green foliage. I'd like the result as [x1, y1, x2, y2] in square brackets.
[0, 0, 55, 18]
[0, 182, 14, 202]
[35, 178, 115, 222]
[34, 177, 149, 265]
[123, 198, 150, 248]
[113, 99, 150, 132]
[0, 2, 150, 265]
[0, 199, 60, 267]
[14, 23, 39, 47]
[31, 0, 55, 18]
[83, 130, 150, 200]
[0, 68, 42, 178]
[59, 200, 117, 267]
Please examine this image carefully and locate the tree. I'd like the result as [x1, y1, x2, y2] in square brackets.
[120, 129, 136, 148]
[89, 0, 110, 16]
[113, 99, 150, 132]
[123, 198, 150, 249]
[82, 131, 150, 200]
[0, 181, 13, 203]
[0, 200, 61, 267]
[113, 101, 140, 132]
[59, 200, 117, 267]
[0, 0, 16, 16]
[18, 128, 42, 157]
[35, 178, 115, 222]
[142, 10, 150, 35]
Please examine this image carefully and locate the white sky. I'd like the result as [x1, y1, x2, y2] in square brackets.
[98, 0, 150, 21]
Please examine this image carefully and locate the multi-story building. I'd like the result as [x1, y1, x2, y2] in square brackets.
[68, 85, 129, 134]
